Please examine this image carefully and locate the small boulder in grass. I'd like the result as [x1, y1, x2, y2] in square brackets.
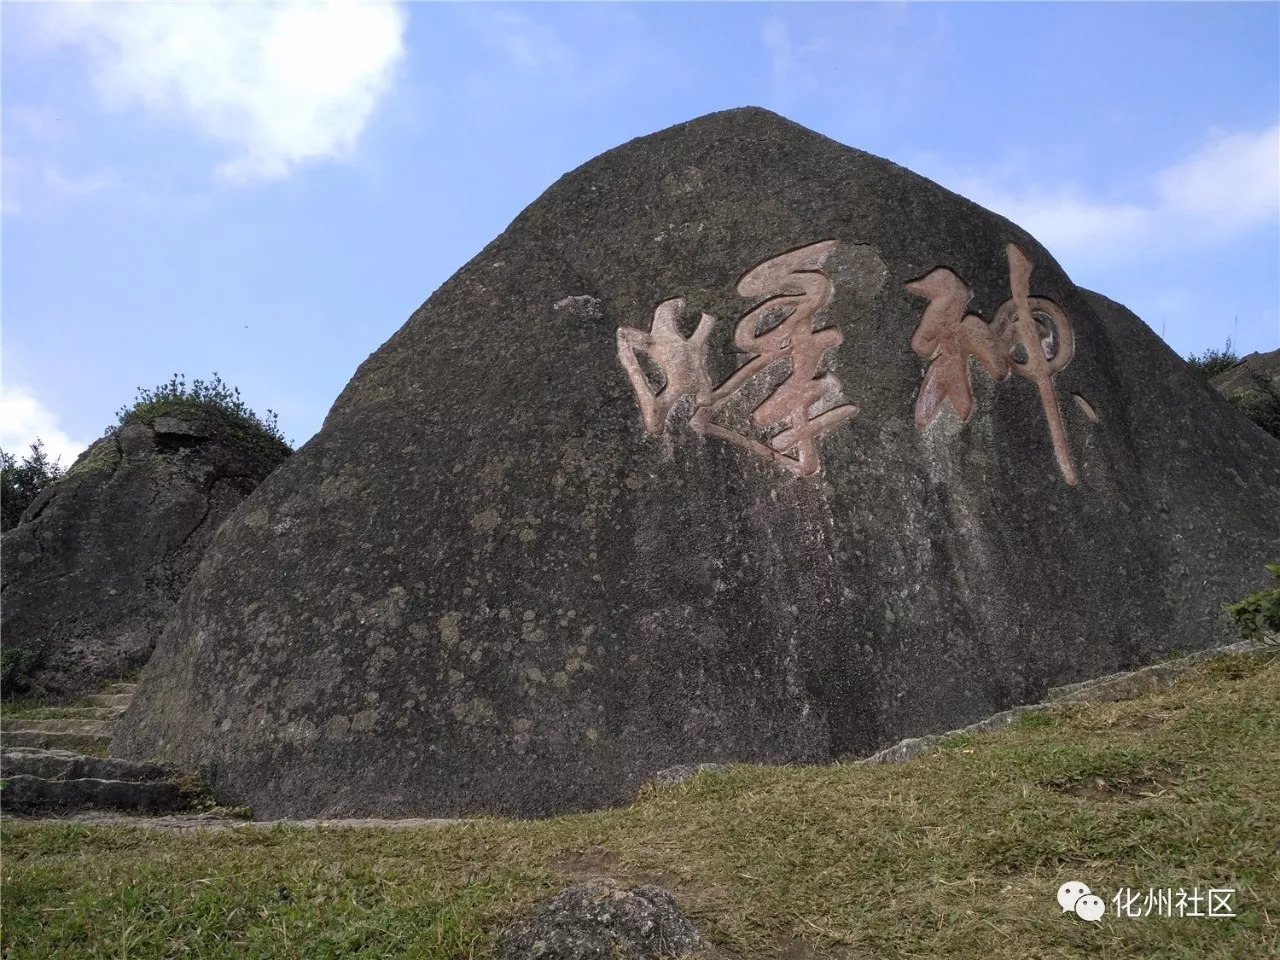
[501, 878, 714, 960]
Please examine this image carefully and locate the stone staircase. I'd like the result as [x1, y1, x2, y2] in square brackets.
[1, 681, 197, 816]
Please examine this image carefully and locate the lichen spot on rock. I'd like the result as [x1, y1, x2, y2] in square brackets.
[471, 508, 501, 535]
[438, 612, 462, 646]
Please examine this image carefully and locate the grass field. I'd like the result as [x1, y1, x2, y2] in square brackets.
[3, 650, 1276, 959]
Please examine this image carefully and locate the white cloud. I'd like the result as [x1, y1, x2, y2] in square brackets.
[936, 125, 1279, 266]
[1157, 126, 1280, 233]
[955, 184, 1154, 256]
[0, 386, 91, 467]
[35, 0, 407, 183]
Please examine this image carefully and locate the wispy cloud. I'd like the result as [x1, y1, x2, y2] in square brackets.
[7, 106, 69, 143]
[33, 0, 408, 184]
[759, 6, 943, 123]
[762, 18, 794, 93]
[937, 125, 1280, 266]
[42, 165, 120, 199]
[450, 5, 652, 112]
[0, 385, 91, 466]
[482, 10, 571, 73]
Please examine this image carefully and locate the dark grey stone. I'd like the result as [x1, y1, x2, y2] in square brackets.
[0, 748, 171, 783]
[115, 107, 1280, 820]
[501, 879, 712, 960]
[3, 730, 111, 752]
[0, 775, 184, 814]
[0, 416, 288, 701]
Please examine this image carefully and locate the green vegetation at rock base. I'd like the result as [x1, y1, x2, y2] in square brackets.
[0, 640, 48, 701]
[4, 650, 1276, 959]
[1229, 564, 1280, 648]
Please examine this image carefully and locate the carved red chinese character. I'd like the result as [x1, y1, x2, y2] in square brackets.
[907, 243, 1082, 485]
[617, 240, 858, 477]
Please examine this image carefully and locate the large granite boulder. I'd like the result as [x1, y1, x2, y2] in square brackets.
[1, 415, 289, 700]
[116, 107, 1280, 819]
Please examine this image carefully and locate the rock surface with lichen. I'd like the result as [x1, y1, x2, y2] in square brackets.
[1210, 348, 1280, 401]
[115, 107, 1280, 819]
[500, 879, 714, 960]
[0, 416, 288, 700]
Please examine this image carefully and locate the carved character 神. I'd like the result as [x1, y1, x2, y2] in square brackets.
[907, 243, 1081, 485]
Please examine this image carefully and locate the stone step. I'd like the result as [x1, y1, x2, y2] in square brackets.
[2, 730, 112, 752]
[2, 718, 115, 736]
[1, 748, 171, 783]
[80, 693, 133, 709]
[19, 812, 469, 832]
[0, 776, 184, 815]
[0, 707, 124, 723]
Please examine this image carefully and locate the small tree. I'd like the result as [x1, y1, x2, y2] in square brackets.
[1186, 339, 1241, 380]
[1, 439, 64, 532]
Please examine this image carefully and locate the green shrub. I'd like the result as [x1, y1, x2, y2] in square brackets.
[1228, 370, 1280, 440]
[0, 642, 45, 699]
[0, 439, 64, 532]
[113, 373, 291, 458]
[1227, 564, 1280, 647]
[1185, 338, 1241, 380]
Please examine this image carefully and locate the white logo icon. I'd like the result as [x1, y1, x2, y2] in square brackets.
[1058, 881, 1091, 912]
[1058, 881, 1104, 921]
[1075, 895, 1106, 922]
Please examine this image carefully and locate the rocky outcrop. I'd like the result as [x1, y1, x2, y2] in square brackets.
[501, 879, 713, 960]
[1, 415, 288, 700]
[117, 107, 1280, 820]
[1210, 348, 1280, 401]
[1210, 348, 1280, 440]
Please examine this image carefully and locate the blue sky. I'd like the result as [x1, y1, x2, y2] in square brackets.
[3, 1, 1277, 464]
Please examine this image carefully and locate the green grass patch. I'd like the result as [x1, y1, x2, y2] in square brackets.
[3, 652, 1277, 959]
[1016, 711, 1061, 730]
[936, 731, 981, 750]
